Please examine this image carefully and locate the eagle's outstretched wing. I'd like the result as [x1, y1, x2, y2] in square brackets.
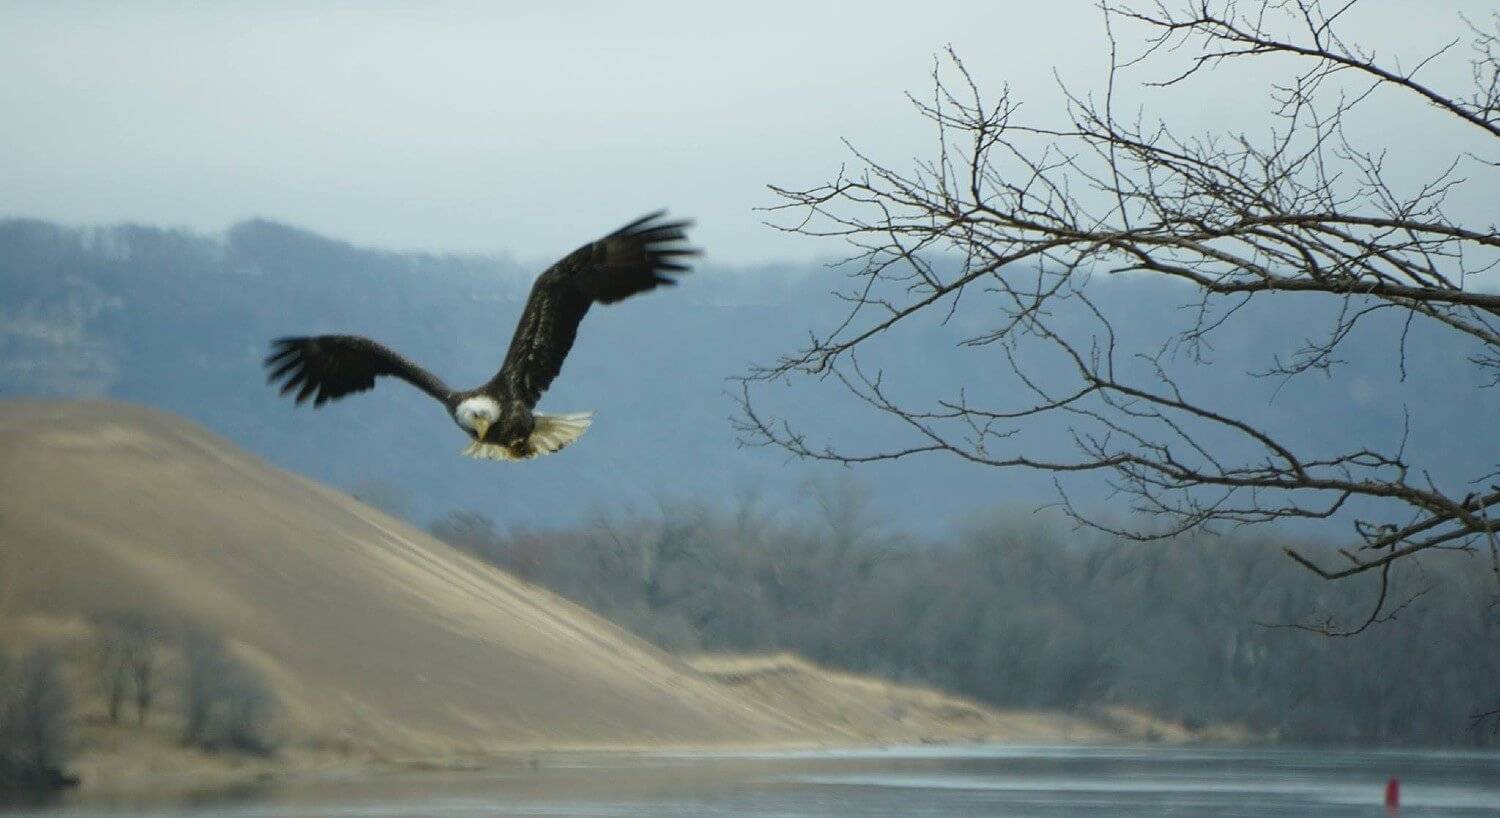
[265, 335, 451, 407]
[487, 211, 697, 407]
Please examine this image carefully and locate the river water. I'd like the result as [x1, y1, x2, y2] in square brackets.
[7, 744, 1498, 817]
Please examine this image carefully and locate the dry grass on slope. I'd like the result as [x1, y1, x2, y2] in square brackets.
[684, 652, 1120, 745]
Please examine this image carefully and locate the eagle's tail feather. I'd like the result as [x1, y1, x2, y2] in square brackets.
[530, 411, 593, 454]
[459, 412, 594, 462]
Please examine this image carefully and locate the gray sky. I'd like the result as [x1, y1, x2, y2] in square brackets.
[1, 1, 1491, 265]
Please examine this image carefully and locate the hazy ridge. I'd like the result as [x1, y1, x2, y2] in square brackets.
[1, 217, 1492, 535]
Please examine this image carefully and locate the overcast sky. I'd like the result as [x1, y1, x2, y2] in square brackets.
[1, 1, 1492, 266]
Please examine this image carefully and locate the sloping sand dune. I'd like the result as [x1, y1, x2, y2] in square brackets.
[0, 399, 807, 758]
[0, 399, 1134, 782]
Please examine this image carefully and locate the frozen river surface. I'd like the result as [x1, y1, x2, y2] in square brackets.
[6, 743, 1498, 817]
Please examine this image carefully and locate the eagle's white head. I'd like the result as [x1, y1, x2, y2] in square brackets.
[454, 395, 501, 437]
[454, 395, 592, 461]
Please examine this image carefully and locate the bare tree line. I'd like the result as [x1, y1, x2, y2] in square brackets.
[0, 614, 279, 793]
[431, 483, 1500, 746]
[734, 0, 1500, 633]
[89, 613, 277, 754]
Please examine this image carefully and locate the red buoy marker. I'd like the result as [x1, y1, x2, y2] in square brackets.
[1385, 776, 1400, 813]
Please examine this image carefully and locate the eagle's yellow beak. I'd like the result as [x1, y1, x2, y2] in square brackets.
[473, 417, 491, 440]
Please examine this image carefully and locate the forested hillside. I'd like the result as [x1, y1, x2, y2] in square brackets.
[2, 218, 1492, 536]
[430, 490, 1500, 747]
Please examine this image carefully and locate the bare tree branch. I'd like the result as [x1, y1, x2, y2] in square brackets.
[737, 1, 1500, 602]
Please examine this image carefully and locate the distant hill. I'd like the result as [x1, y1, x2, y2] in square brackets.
[1, 218, 1491, 534]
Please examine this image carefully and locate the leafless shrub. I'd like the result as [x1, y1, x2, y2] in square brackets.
[180, 634, 277, 756]
[0, 648, 74, 791]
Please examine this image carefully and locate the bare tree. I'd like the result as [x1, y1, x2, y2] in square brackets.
[126, 618, 157, 727]
[92, 613, 159, 727]
[180, 635, 215, 747]
[0, 648, 74, 791]
[737, 0, 1500, 632]
[93, 622, 130, 725]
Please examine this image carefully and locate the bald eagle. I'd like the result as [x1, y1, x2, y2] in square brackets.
[264, 211, 697, 461]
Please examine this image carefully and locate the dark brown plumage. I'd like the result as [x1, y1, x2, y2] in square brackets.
[264, 211, 697, 460]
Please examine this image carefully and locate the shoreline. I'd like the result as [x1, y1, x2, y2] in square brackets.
[61, 726, 1258, 801]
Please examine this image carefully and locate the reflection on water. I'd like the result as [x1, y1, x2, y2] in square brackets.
[5, 744, 1498, 817]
